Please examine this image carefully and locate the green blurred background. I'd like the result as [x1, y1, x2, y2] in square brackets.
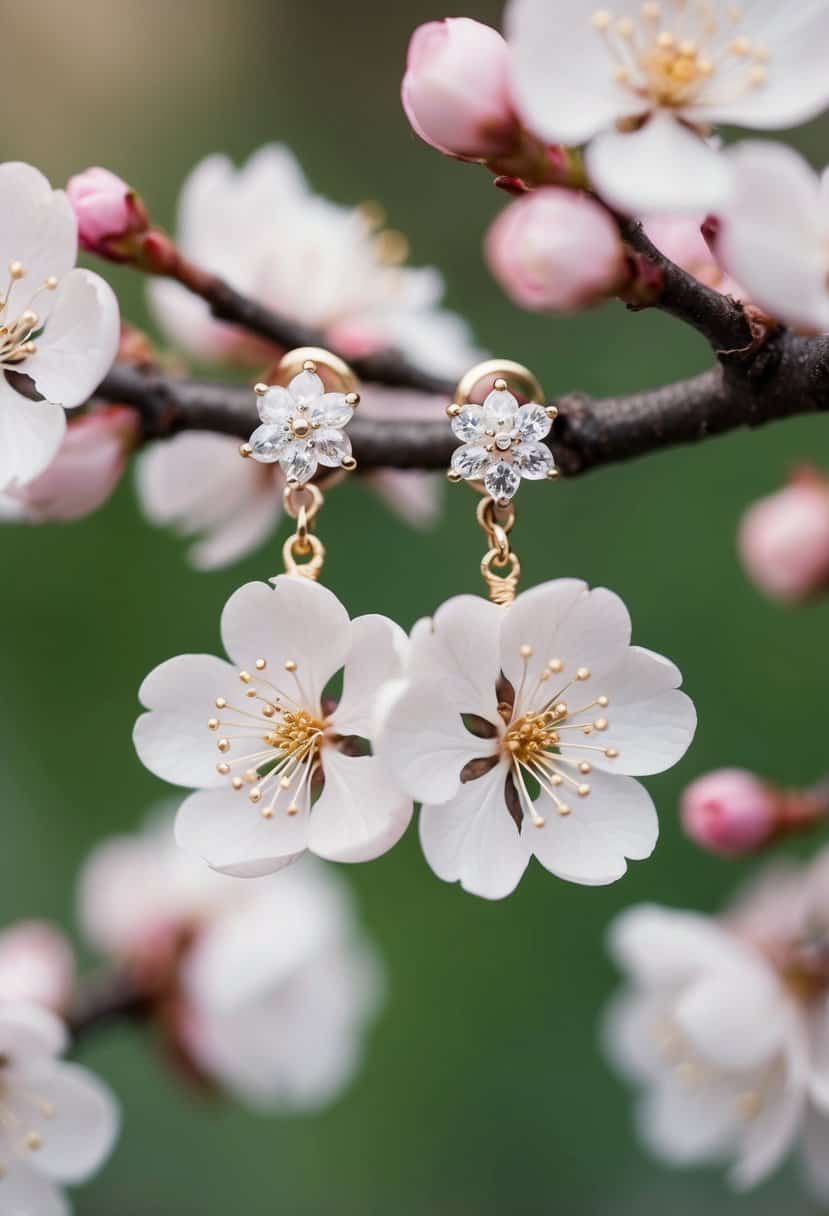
[3, 1, 829, 1211]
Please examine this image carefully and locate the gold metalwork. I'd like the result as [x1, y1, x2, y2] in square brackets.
[282, 482, 326, 581]
[452, 358, 544, 412]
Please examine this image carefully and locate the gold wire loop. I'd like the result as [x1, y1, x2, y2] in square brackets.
[282, 532, 326, 581]
[481, 549, 521, 606]
[276, 346, 360, 394]
[454, 358, 544, 408]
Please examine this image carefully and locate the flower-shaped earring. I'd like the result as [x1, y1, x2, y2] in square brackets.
[134, 347, 413, 881]
[376, 359, 697, 900]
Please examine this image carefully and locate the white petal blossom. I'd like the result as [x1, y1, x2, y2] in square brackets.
[0, 162, 120, 492]
[376, 579, 696, 899]
[506, 0, 829, 213]
[79, 813, 384, 1111]
[450, 386, 556, 502]
[716, 141, 829, 332]
[603, 851, 829, 1198]
[134, 575, 413, 876]
[0, 1003, 118, 1213]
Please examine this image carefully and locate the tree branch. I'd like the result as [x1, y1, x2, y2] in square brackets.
[68, 967, 149, 1044]
[99, 328, 829, 475]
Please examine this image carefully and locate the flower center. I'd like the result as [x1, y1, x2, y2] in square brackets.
[0, 1060, 56, 1181]
[590, 3, 770, 112]
[0, 262, 59, 370]
[498, 647, 616, 828]
[208, 658, 326, 820]
[651, 1014, 772, 1124]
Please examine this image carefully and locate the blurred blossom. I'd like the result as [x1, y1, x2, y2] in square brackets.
[486, 188, 626, 312]
[681, 768, 777, 856]
[0, 407, 138, 524]
[718, 143, 829, 332]
[135, 575, 412, 876]
[0, 922, 74, 1013]
[402, 18, 518, 160]
[506, 1, 829, 213]
[0, 1002, 118, 1212]
[377, 580, 695, 899]
[738, 468, 829, 603]
[146, 145, 478, 537]
[604, 851, 829, 1198]
[80, 812, 384, 1110]
[643, 214, 743, 297]
[66, 167, 148, 258]
[0, 162, 120, 494]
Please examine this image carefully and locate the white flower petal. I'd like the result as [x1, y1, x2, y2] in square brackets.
[26, 269, 120, 408]
[332, 614, 408, 738]
[718, 141, 829, 331]
[0, 162, 77, 288]
[187, 490, 281, 571]
[674, 963, 790, 1072]
[608, 904, 744, 988]
[506, 0, 639, 144]
[637, 1074, 743, 1165]
[0, 1003, 67, 1060]
[418, 594, 504, 720]
[730, 1034, 808, 1191]
[134, 654, 237, 788]
[529, 769, 657, 886]
[499, 577, 587, 694]
[419, 761, 529, 900]
[376, 679, 498, 805]
[175, 785, 310, 877]
[367, 470, 442, 529]
[19, 1060, 119, 1184]
[800, 1107, 829, 1200]
[220, 576, 351, 709]
[146, 278, 221, 361]
[309, 751, 412, 862]
[586, 115, 734, 215]
[0, 1163, 69, 1216]
[0, 384, 65, 491]
[602, 990, 669, 1086]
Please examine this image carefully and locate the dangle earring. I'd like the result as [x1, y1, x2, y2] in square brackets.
[375, 359, 697, 901]
[240, 346, 359, 583]
[133, 347, 413, 879]
[447, 358, 558, 605]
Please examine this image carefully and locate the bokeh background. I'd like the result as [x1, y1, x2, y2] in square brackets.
[2, 1, 829, 1212]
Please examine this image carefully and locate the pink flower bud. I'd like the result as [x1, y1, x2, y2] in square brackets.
[681, 769, 778, 856]
[67, 167, 149, 257]
[0, 922, 75, 1012]
[402, 18, 519, 160]
[6, 406, 139, 522]
[738, 468, 829, 602]
[486, 188, 626, 312]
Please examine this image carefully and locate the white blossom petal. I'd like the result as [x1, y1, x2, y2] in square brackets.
[730, 1035, 808, 1190]
[0, 1004, 67, 1060]
[0, 384, 65, 491]
[175, 785, 310, 877]
[499, 577, 587, 693]
[529, 768, 657, 886]
[0, 162, 77, 288]
[332, 614, 408, 738]
[19, 1060, 119, 1184]
[220, 577, 350, 709]
[26, 269, 120, 408]
[637, 1074, 744, 1165]
[800, 1107, 829, 1200]
[419, 761, 529, 900]
[0, 1163, 69, 1216]
[608, 904, 747, 988]
[674, 963, 791, 1072]
[586, 115, 734, 215]
[309, 751, 412, 862]
[417, 594, 504, 720]
[134, 654, 237, 788]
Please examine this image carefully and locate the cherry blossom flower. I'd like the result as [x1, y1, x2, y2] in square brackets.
[737, 467, 829, 602]
[506, 1, 829, 213]
[0, 162, 120, 493]
[486, 188, 627, 312]
[717, 141, 829, 332]
[0, 1002, 118, 1214]
[246, 367, 356, 484]
[377, 580, 696, 899]
[0, 407, 138, 524]
[604, 852, 829, 1198]
[79, 812, 383, 1110]
[402, 19, 520, 159]
[134, 575, 412, 876]
[449, 383, 557, 502]
[0, 924, 74, 1015]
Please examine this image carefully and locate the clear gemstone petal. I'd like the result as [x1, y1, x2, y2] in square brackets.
[484, 460, 521, 501]
[279, 439, 318, 484]
[516, 403, 552, 443]
[451, 444, 491, 480]
[310, 392, 353, 429]
[451, 404, 486, 444]
[483, 388, 518, 433]
[312, 427, 352, 468]
[515, 442, 554, 480]
[289, 369, 324, 405]
[258, 385, 294, 425]
[249, 423, 291, 463]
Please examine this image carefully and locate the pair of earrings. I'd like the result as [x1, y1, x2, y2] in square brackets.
[134, 348, 696, 900]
